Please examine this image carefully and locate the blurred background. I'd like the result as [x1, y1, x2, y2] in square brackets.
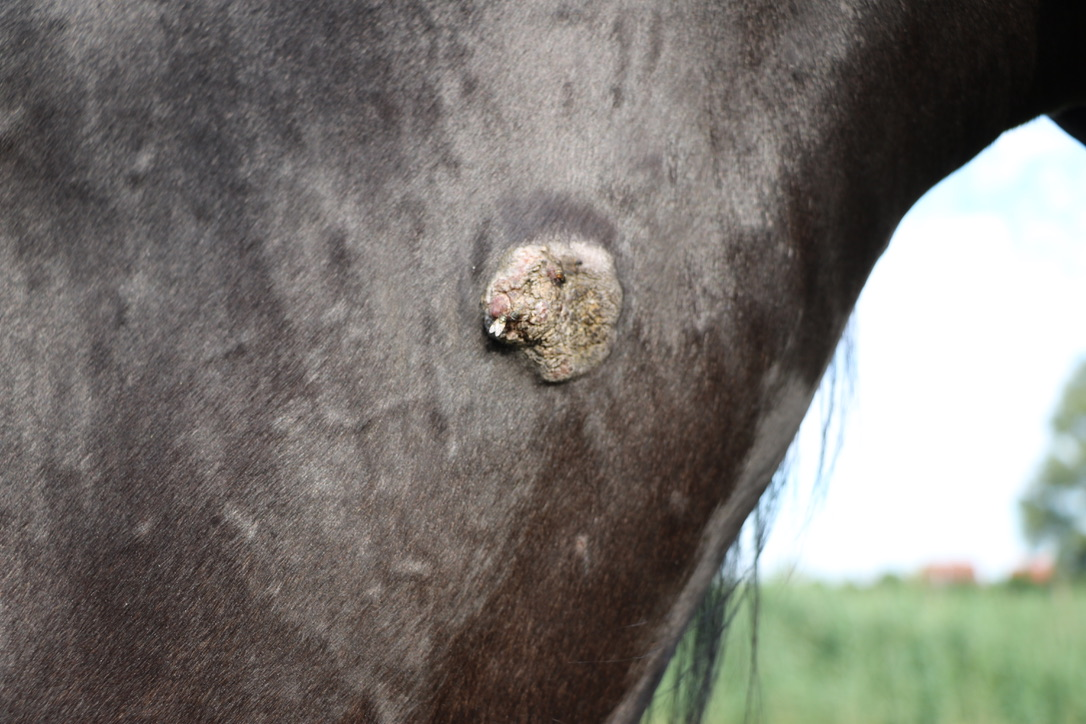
[764, 115, 1086, 585]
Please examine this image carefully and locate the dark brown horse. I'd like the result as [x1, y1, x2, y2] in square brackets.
[1, 1, 1083, 721]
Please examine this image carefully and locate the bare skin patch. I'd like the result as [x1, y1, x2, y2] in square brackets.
[482, 238, 623, 382]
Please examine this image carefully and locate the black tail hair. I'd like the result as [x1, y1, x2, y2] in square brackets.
[643, 324, 853, 724]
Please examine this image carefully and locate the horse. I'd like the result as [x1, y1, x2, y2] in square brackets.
[0, 1, 1082, 721]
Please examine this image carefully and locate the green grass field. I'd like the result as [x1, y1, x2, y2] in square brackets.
[646, 581, 1086, 724]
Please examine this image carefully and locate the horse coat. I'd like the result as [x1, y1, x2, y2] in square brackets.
[1, 1, 1083, 721]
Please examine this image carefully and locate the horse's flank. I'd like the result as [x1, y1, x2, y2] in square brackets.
[0, 1, 1082, 722]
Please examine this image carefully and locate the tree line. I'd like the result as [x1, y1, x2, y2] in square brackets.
[1021, 358, 1086, 580]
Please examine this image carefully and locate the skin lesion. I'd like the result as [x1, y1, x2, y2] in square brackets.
[481, 237, 623, 382]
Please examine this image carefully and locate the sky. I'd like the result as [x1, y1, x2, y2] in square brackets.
[760, 117, 1086, 583]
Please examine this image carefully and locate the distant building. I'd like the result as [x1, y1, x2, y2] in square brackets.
[1009, 558, 1055, 586]
[919, 562, 976, 587]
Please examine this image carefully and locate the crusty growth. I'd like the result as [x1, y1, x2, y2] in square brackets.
[482, 238, 623, 382]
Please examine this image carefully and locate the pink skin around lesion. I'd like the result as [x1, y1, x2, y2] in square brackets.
[487, 291, 512, 321]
